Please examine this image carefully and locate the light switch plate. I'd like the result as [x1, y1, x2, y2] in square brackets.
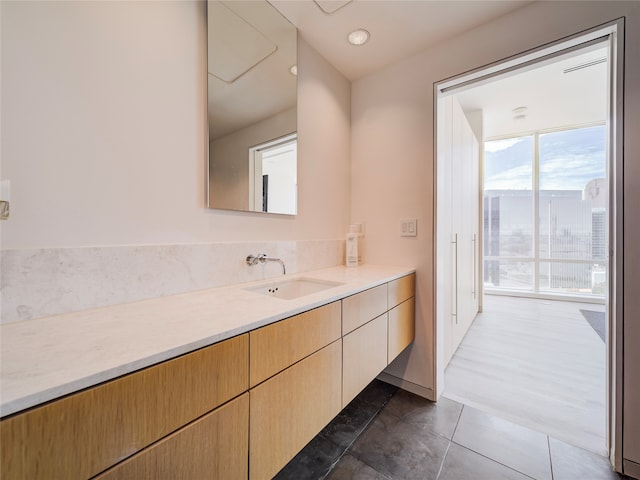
[400, 218, 417, 237]
[352, 221, 365, 237]
[0, 179, 10, 220]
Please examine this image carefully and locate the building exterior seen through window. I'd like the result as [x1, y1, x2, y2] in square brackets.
[483, 124, 607, 297]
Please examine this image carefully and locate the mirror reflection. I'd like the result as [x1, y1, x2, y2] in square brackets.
[207, 0, 298, 215]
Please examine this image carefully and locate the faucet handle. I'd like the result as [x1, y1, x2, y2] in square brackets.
[246, 253, 267, 266]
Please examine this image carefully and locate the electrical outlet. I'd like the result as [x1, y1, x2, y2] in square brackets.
[400, 218, 417, 237]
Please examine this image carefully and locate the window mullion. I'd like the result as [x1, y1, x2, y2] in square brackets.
[533, 133, 540, 294]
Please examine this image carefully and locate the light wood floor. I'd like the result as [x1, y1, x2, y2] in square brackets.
[443, 295, 607, 455]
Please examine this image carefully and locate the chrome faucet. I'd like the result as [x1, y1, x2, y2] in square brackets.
[246, 253, 286, 275]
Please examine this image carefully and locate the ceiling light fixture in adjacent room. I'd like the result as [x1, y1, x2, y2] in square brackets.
[512, 106, 527, 120]
[348, 29, 370, 46]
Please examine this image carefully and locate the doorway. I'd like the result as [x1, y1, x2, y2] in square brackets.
[249, 133, 297, 214]
[435, 24, 622, 464]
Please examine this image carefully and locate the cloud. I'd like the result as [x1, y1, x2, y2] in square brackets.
[485, 164, 532, 190]
[485, 137, 525, 153]
[484, 126, 606, 191]
[539, 152, 605, 189]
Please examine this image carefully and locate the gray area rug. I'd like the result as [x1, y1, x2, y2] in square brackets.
[580, 309, 605, 342]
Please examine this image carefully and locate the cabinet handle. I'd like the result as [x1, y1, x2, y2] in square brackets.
[472, 234, 477, 299]
[452, 233, 458, 324]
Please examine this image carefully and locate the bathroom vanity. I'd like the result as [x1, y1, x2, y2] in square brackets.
[0, 265, 415, 480]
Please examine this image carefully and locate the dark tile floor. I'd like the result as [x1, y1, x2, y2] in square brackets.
[276, 380, 628, 480]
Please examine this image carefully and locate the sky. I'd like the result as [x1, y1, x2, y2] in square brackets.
[484, 125, 607, 191]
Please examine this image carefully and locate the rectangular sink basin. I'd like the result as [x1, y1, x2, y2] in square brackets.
[246, 278, 344, 300]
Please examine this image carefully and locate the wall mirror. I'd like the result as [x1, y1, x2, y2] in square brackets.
[207, 0, 298, 215]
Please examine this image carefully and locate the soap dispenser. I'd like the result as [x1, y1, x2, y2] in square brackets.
[346, 225, 362, 267]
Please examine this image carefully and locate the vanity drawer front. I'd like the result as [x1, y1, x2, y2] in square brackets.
[249, 340, 342, 480]
[94, 393, 249, 480]
[388, 273, 415, 309]
[342, 284, 388, 335]
[388, 297, 415, 363]
[342, 314, 388, 407]
[0, 334, 249, 480]
[250, 301, 341, 387]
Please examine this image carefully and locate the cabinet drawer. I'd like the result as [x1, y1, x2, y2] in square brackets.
[94, 393, 249, 480]
[249, 340, 342, 480]
[342, 314, 388, 407]
[388, 297, 415, 363]
[342, 284, 388, 335]
[250, 302, 341, 387]
[388, 273, 415, 309]
[0, 334, 249, 480]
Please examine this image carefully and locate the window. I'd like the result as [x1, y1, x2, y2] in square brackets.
[483, 125, 607, 298]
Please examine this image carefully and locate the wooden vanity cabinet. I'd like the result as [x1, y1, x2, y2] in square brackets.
[93, 393, 249, 480]
[248, 302, 344, 480]
[388, 273, 415, 308]
[342, 274, 416, 407]
[250, 274, 415, 476]
[342, 284, 388, 335]
[249, 301, 341, 387]
[342, 284, 389, 408]
[387, 274, 416, 362]
[0, 334, 248, 480]
[250, 340, 342, 480]
[388, 297, 416, 363]
[343, 314, 388, 406]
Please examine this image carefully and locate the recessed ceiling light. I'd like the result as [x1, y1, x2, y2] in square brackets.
[289, 65, 298, 76]
[348, 29, 370, 46]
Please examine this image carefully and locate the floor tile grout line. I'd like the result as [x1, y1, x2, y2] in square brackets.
[337, 449, 393, 480]
[450, 403, 465, 441]
[449, 439, 539, 480]
[321, 389, 397, 480]
[447, 391, 609, 459]
[435, 440, 453, 480]
[385, 398, 465, 444]
[547, 435, 555, 480]
[320, 412, 379, 479]
[337, 403, 396, 480]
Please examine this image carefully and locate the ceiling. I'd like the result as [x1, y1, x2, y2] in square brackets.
[209, 1, 607, 142]
[208, 1, 297, 140]
[267, 0, 607, 139]
[270, 0, 534, 81]
[455, 42, 608, 138]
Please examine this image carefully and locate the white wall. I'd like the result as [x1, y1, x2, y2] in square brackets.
[352, 3, 640, 467]
[5, 0, 640, 469]
[0, 1, 351, 324]
[0, 1, 351, 249]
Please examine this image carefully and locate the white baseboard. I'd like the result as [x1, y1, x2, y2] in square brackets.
[376, 372, 435, 402]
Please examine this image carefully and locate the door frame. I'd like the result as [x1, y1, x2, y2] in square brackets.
[432, 19, 624, 470]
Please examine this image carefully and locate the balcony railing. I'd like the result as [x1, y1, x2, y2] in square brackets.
[484, 256, 607, 299]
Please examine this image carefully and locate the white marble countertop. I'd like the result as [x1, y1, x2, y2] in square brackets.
[0, 264, 414, 418]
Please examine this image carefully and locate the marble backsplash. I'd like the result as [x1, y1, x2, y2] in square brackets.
[1, 239, 345, 324]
